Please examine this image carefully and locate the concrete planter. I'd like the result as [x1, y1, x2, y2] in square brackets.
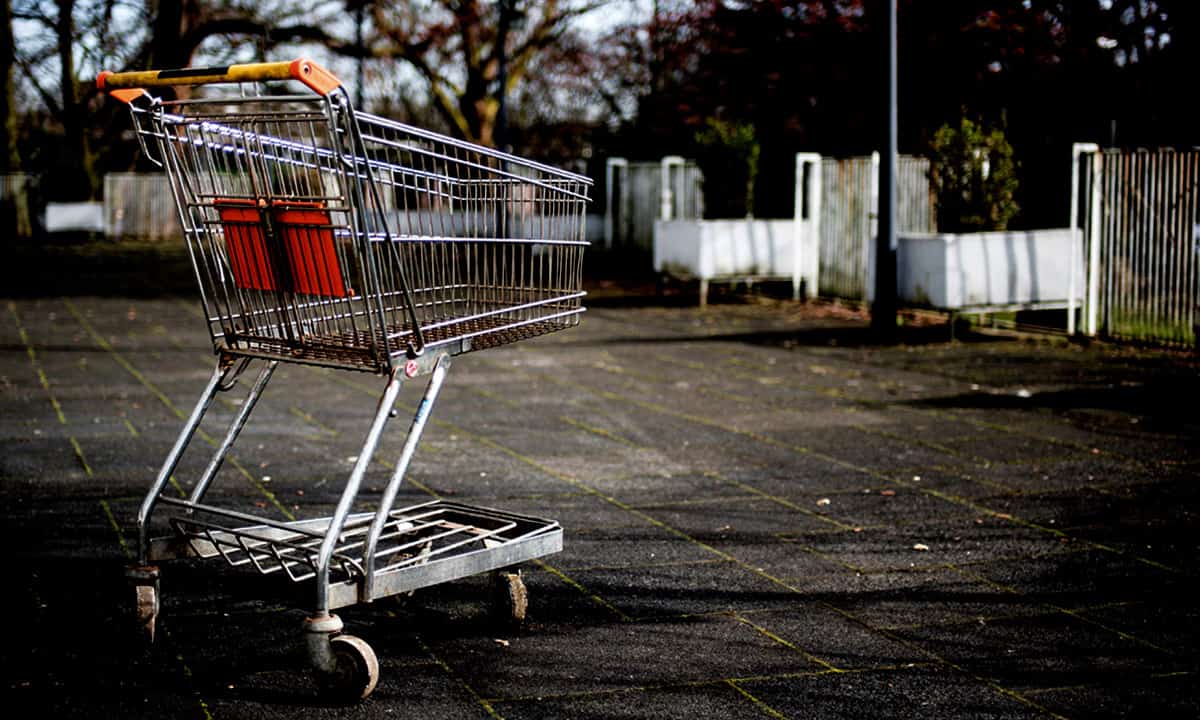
[894, 228, 1084, 312]
[653, 218, 816, 306]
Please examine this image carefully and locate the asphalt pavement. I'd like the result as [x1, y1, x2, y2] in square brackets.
[3, 291, 1197, 719]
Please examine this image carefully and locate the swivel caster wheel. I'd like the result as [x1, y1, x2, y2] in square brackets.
[493, 570, 527, 624]
[127, 565, 160, 643]
[318, 634, 379, 702]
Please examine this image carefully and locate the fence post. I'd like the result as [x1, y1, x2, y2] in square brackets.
[864, 152, 881, 302]
[103, 174, 116, 238]
[1068, 143, 1099, 336]
[1085, 151, 1104, 337]
[794, 153, 822, 301]
[1, 173, 39, 237]
[604, 158, 627, 250]
[660, 156, 684, 221]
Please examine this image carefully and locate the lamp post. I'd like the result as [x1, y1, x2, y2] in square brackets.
[495, 0, 515, 152]
[347, 0, 371, 109]
[871, 0, 898, 340]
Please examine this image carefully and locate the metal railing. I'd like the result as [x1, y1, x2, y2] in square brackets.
[604, 158, 702, 253]
[103, 172, 181, 240]
[818, 154, 935, 300]
[1074, 146, 1199, 347]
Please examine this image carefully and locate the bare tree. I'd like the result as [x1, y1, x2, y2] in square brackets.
[11, 0, 123, 196]
[369, 0, 606, 147]
[11, 0, 617, 197]
[10, 1, 355, 196]
[139, 1, 364, 77]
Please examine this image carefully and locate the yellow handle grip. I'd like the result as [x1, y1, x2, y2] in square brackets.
[97, 58, 341, 97]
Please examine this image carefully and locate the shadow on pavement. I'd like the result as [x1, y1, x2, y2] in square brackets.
[569, 324, 1014, 349]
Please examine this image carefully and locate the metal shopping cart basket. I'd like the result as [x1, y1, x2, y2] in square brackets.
[98, 58, 590, 700]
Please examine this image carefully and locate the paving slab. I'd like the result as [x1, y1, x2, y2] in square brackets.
[3, 292, 1197, 719]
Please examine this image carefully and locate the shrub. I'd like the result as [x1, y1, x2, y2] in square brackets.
[694, 118, 760, 219]
[929, 117, 1019, 232]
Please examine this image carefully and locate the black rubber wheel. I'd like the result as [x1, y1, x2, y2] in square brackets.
[318, 634, 379, 702]
[493, 570, 528, 624]
[134, 583, 158, 643]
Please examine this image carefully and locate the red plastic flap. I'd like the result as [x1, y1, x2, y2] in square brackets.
[271, 200, 349, 298]
[215, 199, 280, 292]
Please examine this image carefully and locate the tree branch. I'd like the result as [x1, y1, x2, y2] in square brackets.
[178, 17, 361, 59]
[13, 53, 62, 118]
[11, 10, 57, 31]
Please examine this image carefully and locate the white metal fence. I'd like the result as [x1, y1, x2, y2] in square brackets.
[605, 153, 933, 299]
[13, 150, 1196, 348]
[605, 158, 703, 254]
[819, 156, 876, 299]
[819, 154, 936, 300]
[103, 173, 181, 239]
[1073, 146, 1198, 346]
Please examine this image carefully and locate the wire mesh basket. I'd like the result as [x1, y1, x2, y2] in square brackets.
[129, 80, 589, 371]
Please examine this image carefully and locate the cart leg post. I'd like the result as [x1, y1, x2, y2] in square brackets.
[362, 353, 451, 601]
[188, 360, 277, 505]
[313, 369, 405, 615]
[136, 356, 229, 564]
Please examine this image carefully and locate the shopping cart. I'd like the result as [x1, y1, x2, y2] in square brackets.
[98, 58, 590, 700]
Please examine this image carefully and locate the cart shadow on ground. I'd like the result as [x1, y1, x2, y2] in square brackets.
[7, 473, 1198, 714]
[173, 564, 1197, 710]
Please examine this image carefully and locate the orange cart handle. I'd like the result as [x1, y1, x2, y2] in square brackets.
[97, 58, 341, 97]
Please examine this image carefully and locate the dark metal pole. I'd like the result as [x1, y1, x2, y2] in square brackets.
[495, 0, 512, 151]
[871, 0, 898, 340]
[354, 2, 365, 109]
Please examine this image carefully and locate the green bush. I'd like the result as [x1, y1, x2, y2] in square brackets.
[929, 117, 1019, 232]
[694, 118, 760, 219]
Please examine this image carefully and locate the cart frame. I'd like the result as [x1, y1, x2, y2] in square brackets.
[98, 58, 589, 700]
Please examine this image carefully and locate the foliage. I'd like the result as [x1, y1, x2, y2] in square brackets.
[929, 116, 1019, 232]
[612, 0, 1197, 225]
[693, 117, 759, 219]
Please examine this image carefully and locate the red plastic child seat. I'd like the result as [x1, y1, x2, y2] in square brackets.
[215, 198, 350, 298]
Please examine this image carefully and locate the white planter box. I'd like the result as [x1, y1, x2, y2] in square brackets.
[45, 201, 105, 233]
[895, 228, 1084, 310]
[654, 218, 816, 305]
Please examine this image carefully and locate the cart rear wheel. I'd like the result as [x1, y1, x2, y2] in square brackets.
[493, 570, 527, 624]
[134, 584, 159, 643]
[319, 634, 379, 702]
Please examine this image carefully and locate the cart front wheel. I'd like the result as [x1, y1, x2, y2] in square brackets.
[319, 634, 379, 702]
[493, 570, 527, 624]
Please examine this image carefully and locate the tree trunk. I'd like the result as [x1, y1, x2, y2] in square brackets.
[55, 0, 98, 200]
[0, 0, 19, 170]
[148, 0, 188, 70]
